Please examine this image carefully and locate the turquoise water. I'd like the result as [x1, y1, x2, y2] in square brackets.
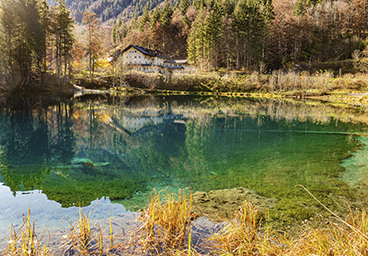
[1, 95, 368, 232]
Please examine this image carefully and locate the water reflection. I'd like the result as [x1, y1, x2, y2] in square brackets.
[0, 95, 368, 225]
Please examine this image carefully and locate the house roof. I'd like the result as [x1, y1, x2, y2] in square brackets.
[122, 44, 170, 60]
[164, 59, 188, 65]
[173, 60, 188, 64]
[109, 45, 189, 68]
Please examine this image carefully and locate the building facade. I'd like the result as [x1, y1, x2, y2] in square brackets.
[109, 44, 189, 74]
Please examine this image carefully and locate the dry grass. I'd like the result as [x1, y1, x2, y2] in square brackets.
[61, 206, 117, 255]
[210, 199, 285, 255]
[3, 209, 51, 256]
[4, 188, 368, 255]
[136, 188, 195, 255]
[210, 185, 368, 255]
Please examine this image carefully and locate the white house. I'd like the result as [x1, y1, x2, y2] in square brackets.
[109, 44, 190, 74]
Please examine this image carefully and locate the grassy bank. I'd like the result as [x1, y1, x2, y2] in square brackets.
[76, 70, 368, 104]
[2, 188, 368, 255]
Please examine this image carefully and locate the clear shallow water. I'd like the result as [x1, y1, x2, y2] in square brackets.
[1, 94, 368, 233]
[0, 182, 128, 228]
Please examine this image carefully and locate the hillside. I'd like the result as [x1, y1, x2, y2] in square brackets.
[49, 0, 179, 23]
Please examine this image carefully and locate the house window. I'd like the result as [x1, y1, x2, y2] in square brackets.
[139, 56, 141, 58]
[135, 56, 137, 58]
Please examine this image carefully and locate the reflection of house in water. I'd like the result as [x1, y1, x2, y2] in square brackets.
[112, 108, 186, 135]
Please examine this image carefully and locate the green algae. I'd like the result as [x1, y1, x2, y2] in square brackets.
[1, 95, 368, 229]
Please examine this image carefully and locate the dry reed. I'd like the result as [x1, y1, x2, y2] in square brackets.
[4, 187, 368, 255]
[61, 206, 118, 255]
[3, 209, 51, 256]
[136, 188, 194, 255]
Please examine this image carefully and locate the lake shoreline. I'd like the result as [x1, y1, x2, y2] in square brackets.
[73, 71, 368, 107]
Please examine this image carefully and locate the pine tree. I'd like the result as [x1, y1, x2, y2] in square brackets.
[0, 0, 46, 84]
[51, 0, 74, 79]
[193, 0, 205, 10]
[187, 9, 207, 66]
[293, 0, 306, 16]
[111, 22, 117, 45]
[179, 0, 191, 14]
[232, 0, 265, 70]
[39, 0, 51, 72]
[204, 0, 224, 69]
[150, 7, 161, 30]
[58, 0, 74, 78]
[117, 18, 123, 42]
[129, 12, 138, 32]
[222, 0, 236, 15]
[160, 0, 173, 27]
[138, 4, 150, 32]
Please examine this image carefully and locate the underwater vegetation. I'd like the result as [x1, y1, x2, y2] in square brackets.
[0, 95, 368, 227]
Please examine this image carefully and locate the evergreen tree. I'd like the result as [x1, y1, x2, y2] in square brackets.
[293, 0, 306, 16]
[160, 0, 173, 27]
[39, 0, 51, 72]
[0, 0, 46, 84]
[51, 0, 74, 79]
[232, 0, 265, 70]
[222, 0, 236, 15]
[111, 22, 117, 45]
[138, 4, 150, 32]
[117, 18, 123, 42]
[204, 0, 224, 69]
[187, 9, 207, 66]
[179, 0, 191, 14]
[57, 0, 74, 78]
[150, 7, 161, 30]
[193, 0, 205, 10]
[129, 12, 138, 31]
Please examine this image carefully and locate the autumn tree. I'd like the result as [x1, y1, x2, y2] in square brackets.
[0, 0, 45, 84]
[82, 11, 102, 78]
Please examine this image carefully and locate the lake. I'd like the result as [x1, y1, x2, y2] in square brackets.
[1, 93, 368, 244]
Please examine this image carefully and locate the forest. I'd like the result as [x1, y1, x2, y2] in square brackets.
[1, 0, 368, 88]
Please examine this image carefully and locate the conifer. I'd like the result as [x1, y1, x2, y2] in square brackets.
[139, 4, 150, 32]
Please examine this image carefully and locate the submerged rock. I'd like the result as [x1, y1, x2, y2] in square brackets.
[191, 187, 278, 222]
[72, 158, 94, 166]
[71, 158, 110, 167]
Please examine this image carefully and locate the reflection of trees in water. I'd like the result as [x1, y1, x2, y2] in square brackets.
[1, 94, 365, 209]
[110, 122, 187, 178]
[0, 99, 76, 192]
[50, 101, 76, 164]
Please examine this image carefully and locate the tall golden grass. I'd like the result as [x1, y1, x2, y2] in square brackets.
[121, 69, 368, 95]
[3, 209, 51, 256]
[61, 206, 118, 255]
[136, 188, 195, 255]
[211, 185, 368, 255]
[3, 187, 368, 255]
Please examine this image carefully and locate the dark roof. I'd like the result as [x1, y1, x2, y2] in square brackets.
[121, 44, 170, 60]
[167, 66, 184, 69]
